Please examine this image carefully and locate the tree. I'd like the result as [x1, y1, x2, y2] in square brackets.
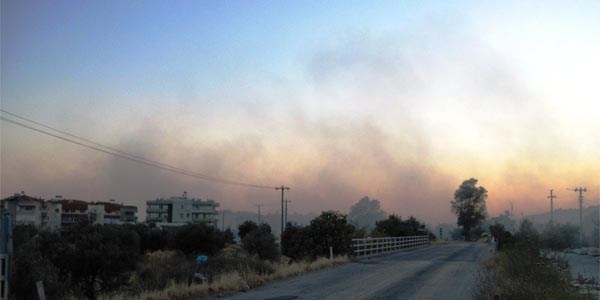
[171, 223, 226, 256]
[348, 196, 386, 230]
[307, 211, 355, 257]
[374, 215, 428, 237]
[241, 229, 279, 261]
[238, 220, 260, 239]
[489, 223, 513, 251]
[62, 224, 141, 300]
[281, 222, 311, 260]
[451, 178, 487, 241]
[10, 230, 69, 300]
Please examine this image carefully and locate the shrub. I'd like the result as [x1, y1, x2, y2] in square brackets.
[135, 250, 196, 291]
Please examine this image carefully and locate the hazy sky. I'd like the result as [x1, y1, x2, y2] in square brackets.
[2, 1, 599, 223]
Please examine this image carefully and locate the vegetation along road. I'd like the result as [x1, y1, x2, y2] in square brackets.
[220, 242, 489, 300]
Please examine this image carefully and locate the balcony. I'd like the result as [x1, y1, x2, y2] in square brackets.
[146, 206, 168, 213]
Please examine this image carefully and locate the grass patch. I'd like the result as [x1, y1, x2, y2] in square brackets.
[99, 254, 349, 300]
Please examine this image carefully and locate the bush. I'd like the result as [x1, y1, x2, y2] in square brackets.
[135, 250, 196, 291]
[542, 223, 580, 251]
[204, 245, 274, 282]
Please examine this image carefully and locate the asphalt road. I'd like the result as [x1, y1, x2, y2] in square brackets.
[221, 242, 489, 300]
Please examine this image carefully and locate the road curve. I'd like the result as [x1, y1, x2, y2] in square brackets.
[219, 242, 489, 300]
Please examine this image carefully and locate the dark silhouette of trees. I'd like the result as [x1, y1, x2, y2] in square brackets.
[239, 222, 279, 260]
[171, 223, 226, 256]
[348, 196, 386, 230]
[62, 224, 141, 300]
[374, 215, 427, 237]
[307, 211, 355, 257]
[281, 222, 311, 260]
[542, 223, 579, 250]
[451, 178, 487, 241]
[238, 220, 260, 239]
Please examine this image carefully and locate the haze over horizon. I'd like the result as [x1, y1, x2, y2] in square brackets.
[2, 1, 599, 224]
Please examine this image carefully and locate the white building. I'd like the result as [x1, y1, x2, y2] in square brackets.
[146, 192, 219, 227]
[0, 192, 62, 230]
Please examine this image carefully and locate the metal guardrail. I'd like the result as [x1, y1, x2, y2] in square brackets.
[352, 235, 430, 257]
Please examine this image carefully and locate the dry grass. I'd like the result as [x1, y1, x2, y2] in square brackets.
[99, 255, 350, 300]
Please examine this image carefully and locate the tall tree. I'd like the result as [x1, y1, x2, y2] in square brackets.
[451, 178, 487, 241]
[348, 196, 386, 230]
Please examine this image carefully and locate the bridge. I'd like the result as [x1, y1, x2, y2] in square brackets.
[221, 241, 490, 300]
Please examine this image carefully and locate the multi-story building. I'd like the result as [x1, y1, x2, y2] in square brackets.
[0, 193, 138, 229]
[51, 197, 138, 226]
[0, 192, 62, 230]
[146, 192, 219, 227]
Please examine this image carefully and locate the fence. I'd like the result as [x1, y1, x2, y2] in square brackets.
[352, 235, 430, 257]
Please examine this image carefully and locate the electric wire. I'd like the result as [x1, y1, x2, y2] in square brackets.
[0, 112, 276, 189]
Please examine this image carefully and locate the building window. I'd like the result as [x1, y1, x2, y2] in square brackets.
[186, 213, 190, 218]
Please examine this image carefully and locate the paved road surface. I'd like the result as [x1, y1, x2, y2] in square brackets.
[221, 242, 489, 300]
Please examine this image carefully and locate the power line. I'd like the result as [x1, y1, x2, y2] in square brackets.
[0, 113, 276, 189]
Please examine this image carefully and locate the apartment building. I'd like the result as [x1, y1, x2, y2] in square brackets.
[0, 192, 62, 230]
[146, 192, 219, 227]
[0, 193, 138, 228]
[50, 197, 138, 226]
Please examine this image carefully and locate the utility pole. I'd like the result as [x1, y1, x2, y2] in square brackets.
[568, 187, 587, 243]
[255, 204, 264, 224]
[284, 199, 291, 226]
[275, 186, 290, 235]
[222, 210, 225, 231]
[547, 190, 557, 224]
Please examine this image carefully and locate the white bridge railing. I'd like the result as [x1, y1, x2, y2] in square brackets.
[352, 235, 430, 257]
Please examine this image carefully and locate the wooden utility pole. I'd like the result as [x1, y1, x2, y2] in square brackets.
[275, 186, 290, 235]
[568, 187, 587, 243]
[547, 190, 557, 224]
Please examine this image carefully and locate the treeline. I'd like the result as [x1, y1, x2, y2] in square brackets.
[12, 222, 234, 299]
[476, 220, 589, 299]
[490, 221, 581, 252]
[11, 210, 431, 299]
[282, 213, 433, 260]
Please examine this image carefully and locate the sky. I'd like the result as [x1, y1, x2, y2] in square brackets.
[1, 0, 599, 223]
